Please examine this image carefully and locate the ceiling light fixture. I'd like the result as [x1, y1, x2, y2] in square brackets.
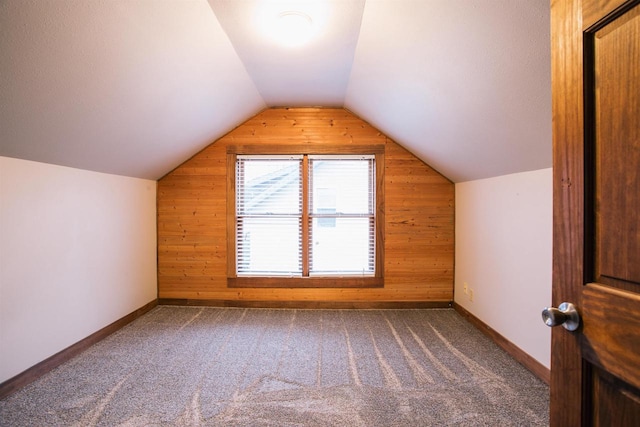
[273, 11, 314, 47]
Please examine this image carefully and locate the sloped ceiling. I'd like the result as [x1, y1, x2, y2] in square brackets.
[0, 0, 551, 182]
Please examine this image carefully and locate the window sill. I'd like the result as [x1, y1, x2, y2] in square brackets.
[227, 276, 383, 288]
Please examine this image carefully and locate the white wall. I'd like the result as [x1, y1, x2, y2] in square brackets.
[455, 168, 552, 368]
[0, 157, 157, 383]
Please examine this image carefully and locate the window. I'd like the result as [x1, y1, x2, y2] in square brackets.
[236, 156, 303, 276]
[227, 146, 384, 288]
[308, 156, 375, 275]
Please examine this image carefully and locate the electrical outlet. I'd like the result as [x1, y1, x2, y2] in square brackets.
[469, 288, 474, 302]
[463, 282, 468, 294]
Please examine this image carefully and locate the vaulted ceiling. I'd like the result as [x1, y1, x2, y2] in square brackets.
[0, 0, 550, 183]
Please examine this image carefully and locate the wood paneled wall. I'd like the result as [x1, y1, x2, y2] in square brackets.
[157, 108, 454, 305]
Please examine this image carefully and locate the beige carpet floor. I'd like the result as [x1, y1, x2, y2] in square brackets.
[0, 306, 549, 426]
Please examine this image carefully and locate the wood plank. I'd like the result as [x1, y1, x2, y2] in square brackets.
[159, 298, 451, 309]
[550, 0, 588, 422]
[227, 143, 385, 154]
[582, 283, 640, 390]
[157, 108, 454, 303]
[228, 276, 383, 288]
[583, 0, 630, 29]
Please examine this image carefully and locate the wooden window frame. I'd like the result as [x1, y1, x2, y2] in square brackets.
[227, 144, 385, 288]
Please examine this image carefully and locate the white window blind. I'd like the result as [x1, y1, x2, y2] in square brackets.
[236, 156, 303, 276]
[235, 154, 375, 277]
[308, 155, 376, 276]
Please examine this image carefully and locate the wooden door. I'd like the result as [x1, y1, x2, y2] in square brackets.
[551, 0, 640, 425]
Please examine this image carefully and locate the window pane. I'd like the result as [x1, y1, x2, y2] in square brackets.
[237, 159, 301, 215]
[236, 157, 302, 276]
[309, 159, 373, 214]
[237, 217, 301, 275]
[310, 217, 375, 275]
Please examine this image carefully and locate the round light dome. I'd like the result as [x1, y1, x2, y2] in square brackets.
[273, 11, 313, 47]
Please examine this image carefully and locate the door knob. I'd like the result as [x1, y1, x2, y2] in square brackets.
[541, 302, 580, 331]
